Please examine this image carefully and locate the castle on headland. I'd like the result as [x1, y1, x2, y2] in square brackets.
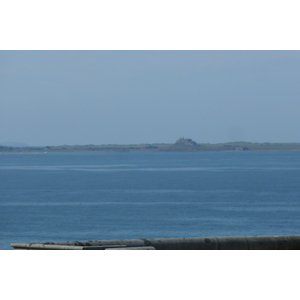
[175, 138, 197, 146]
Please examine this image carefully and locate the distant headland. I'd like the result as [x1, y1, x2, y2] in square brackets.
[1, 138, 300, 153]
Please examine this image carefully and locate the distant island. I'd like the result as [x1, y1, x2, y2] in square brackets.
[1, 138, 300, 153]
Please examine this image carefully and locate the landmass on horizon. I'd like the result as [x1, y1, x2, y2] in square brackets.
[1, 138, 300, 153]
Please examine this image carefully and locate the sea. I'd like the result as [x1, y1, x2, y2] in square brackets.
[1, 151, 300, 250]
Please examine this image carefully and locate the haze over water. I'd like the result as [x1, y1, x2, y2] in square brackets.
[2, 4, 299, 300]
[1, 51, 300, 146]
[2, 51, 300, 249]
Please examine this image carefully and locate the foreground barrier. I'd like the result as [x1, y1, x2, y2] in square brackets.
[10, 234, 300, 250]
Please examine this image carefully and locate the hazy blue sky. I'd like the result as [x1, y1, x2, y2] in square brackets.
[1, 51, 299, 146]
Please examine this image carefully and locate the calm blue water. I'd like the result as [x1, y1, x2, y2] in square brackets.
[1, 151, 300, 249]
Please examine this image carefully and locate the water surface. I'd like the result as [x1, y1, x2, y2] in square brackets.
[1, 151, 300, 249]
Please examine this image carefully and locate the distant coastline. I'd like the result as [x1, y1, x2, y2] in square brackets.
[1, 138, 300, 153]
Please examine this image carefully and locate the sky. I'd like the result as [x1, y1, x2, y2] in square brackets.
[1, 50, 300, 146]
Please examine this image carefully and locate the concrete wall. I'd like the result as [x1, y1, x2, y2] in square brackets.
[11, 235, 300, 250]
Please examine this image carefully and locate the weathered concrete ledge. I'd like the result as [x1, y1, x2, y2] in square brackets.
[10, 235, 300, 250]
